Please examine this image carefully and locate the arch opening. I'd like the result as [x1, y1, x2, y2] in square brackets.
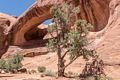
[24, 26, 47, 42]
[24, 19, 51, 42]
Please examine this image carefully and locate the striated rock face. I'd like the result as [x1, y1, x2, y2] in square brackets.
[78, 0, 110, 31]
[11, 0, 110, 45]
[0, 13, 16, 57]
[96, 0, 120, 65]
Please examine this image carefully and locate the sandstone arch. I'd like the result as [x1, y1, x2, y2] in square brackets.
[11, 0, 110, 45]
[11, 2, 51, 45]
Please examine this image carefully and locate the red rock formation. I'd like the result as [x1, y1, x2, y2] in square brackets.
[96, 0, 120, 65]
[11, 1, 51, 45]
[87, 0, 120, 65]
[1, 0, 120, 65]
[11, 0, 110, 45]
[78, 0, 110, 31]
[0, 13, 16, 57]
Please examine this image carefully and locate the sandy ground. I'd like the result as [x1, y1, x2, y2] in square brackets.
[0, 52, 85, 80]
[0, 52, 120, 80]
[0, 73, 76, 80]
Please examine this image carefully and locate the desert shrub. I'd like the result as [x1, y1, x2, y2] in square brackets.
[8, 53, 23, 71]
[4, 61, 12, 72]
[80, 56, 112, 80]
[37, 66, 46, 73]
[0, 59, 6, 69]
[0, 53, 24, 73]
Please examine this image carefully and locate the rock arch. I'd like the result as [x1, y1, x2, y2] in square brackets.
[11, 0, 110, 45]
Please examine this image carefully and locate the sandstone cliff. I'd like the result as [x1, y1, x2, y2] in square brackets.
[0, 13, 16, 57]
[96, 0, 120, 65]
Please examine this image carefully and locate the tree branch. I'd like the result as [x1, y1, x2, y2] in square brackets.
[61, 50, 69, 59]
[64, 55, 80, 69]
[50, 32, 55, 38]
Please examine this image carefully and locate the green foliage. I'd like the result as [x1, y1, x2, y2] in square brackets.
[4, 61, 12, 72]
[0, 53, 23, 73]
[69, 20, 93, 58]
[8, 53, 23, 71]
[37, 66, 46, 73]
[0, 59, 6, 69]
[48, 1, 94, 59]
[47, 1, 95, 76]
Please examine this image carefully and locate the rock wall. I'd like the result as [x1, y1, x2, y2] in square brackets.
[0, 13, 16, 57]
[96, 0, 120, 65]
[78, 0, 110, 31]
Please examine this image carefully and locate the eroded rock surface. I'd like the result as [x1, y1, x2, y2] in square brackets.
[0, 13, 16, 57]
[11, 0, 110, 45]
[96, 0, 120, 65]
[11, 1, 51, 45]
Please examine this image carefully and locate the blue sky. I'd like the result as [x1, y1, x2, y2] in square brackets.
[0, 0, 51, 24]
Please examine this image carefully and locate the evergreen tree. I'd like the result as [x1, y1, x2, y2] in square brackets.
[47, 2, 94, 77]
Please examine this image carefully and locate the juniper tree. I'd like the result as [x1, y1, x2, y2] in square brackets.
[47, 2, 94, 77]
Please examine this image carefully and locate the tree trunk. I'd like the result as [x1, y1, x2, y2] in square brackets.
[57, 46, 65, 77]
[58, 58, 65, 77]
